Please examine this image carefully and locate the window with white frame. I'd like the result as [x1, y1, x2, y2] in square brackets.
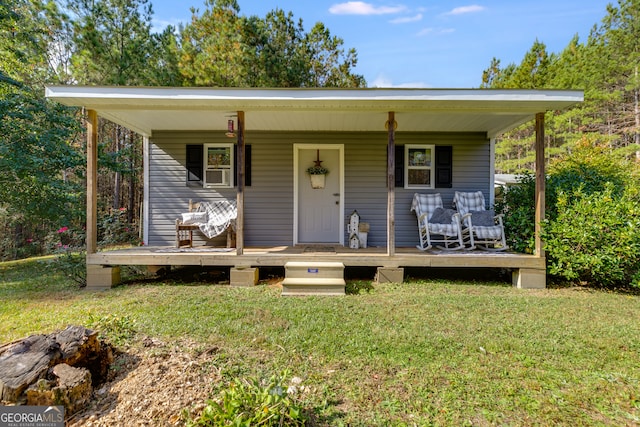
[204, 143, 233, 188]
[405, 144, 435, 189]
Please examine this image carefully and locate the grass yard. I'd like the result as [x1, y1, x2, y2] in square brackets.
[1, 258, 639, 426]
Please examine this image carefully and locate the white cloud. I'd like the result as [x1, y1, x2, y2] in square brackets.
[370, 75, 430, 88]
[444, 5, 485, 16]
[390, 13, 423, 24]
[151, 17, 186, 33]
[329, 2, 407, 15]
[416, 27, 455, 37]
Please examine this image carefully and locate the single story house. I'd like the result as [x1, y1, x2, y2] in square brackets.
[45, 86, 583, 291]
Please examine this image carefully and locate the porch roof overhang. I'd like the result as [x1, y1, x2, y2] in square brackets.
[45, 86, 583, 138]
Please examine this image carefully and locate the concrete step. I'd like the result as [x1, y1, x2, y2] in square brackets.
[282, 262, 345, 296]
[281, 278, 346, 296]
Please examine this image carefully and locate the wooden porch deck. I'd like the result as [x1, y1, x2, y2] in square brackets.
[88, 245, 545, 270]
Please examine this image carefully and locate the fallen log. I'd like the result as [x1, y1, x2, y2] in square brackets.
[0, 325, 113, 415]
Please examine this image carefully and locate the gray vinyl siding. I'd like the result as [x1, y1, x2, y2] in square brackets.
[147, 131, 490, 248]
[148, 132, 235, 246]
[343, 134, 388, 248]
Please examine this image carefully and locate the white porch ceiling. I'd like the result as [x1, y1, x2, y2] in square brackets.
[45, 86, 583, 138]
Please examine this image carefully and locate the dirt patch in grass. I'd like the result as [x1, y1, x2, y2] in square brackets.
[68, 337, 219, 426]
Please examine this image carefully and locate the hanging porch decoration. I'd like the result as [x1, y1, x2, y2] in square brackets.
[306, 149, 329, 189]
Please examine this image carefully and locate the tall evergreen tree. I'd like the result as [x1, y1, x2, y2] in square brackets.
[0, 0, 83, 257]
[146, 25, 183, 86]
[585, 0, 640, 148]
[67, 0, 158, 213]
[305, 22, 365, 88]
[509, 40, 552, 89]
[179, 0, 245, 86]
[68, 0, 155, 85]
[481, 1, 640, 173]
[481, 40, 552, 89]
[481, 41, 555, 172]
[243, 8, 309, 87]
[179, 1, 365, 88]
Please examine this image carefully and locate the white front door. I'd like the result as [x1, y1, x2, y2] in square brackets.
[294, 144, 344, 245]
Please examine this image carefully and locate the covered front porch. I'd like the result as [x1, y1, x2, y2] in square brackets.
[44, 86, 584, 292]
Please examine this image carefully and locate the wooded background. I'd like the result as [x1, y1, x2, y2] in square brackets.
[1, 0, 638, 261]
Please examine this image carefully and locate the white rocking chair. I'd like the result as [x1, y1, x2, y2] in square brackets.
[453, 191, 508, 251]
[411, 193, 465, 251]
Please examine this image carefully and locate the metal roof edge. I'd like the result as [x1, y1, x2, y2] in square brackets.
[45, 85, 584, 103]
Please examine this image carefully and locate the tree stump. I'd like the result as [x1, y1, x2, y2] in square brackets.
[0, 334, 62, 402]
[26, 364, 92, 414]
[0, 325, 113, 415]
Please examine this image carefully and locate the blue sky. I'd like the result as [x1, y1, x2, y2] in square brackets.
[150, 0, 611, 88]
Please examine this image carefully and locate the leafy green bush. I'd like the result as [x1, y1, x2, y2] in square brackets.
[345, 279, 374, 295]
[547, 140, 629, 201]
[495, 172, 536, 254]
[185, 371, 308, 426]
[0, 210, 85, 261]
[51, 250, 86, 287]
[45, 226, 85, 253]
[542, 183, 640, 288]
[496, 140, 640, 288]
[87, 313, 137, 347]
[98, 208, 140, 246]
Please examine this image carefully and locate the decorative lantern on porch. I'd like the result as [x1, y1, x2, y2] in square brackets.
[225, 119, 236, 138]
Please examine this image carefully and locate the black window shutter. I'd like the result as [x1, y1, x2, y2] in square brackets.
[186, 144, 203, 184]
[435, 145, 453, 188]
[394, 145, 404, 187]
[233, 144, 251, 187]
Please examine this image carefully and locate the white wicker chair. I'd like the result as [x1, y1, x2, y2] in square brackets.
[453, 191, 508, 251]
[411, 193, 465, 251]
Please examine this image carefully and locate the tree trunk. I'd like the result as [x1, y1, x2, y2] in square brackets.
[128, 130, 135, 224]
[634, 67, 639, 158]
[113, 125, 121, 210]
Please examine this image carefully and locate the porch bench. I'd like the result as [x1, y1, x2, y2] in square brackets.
[175, 199, 236, 248]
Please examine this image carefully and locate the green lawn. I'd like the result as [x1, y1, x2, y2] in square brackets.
[1, 259, 639, 426]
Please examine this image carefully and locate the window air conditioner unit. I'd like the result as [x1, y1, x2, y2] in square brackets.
[204, 169, 230, 187]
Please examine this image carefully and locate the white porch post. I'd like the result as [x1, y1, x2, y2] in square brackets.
[387, 111, 396, 256]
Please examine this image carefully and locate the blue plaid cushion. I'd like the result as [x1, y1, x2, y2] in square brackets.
[470, 210, 495, 226]
[428, 222, 459, 237]
[474, 226, 503, 240]
[430, 207, 456, 224]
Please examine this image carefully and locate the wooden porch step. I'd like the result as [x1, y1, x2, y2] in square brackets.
[282, 262, 345, 296]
